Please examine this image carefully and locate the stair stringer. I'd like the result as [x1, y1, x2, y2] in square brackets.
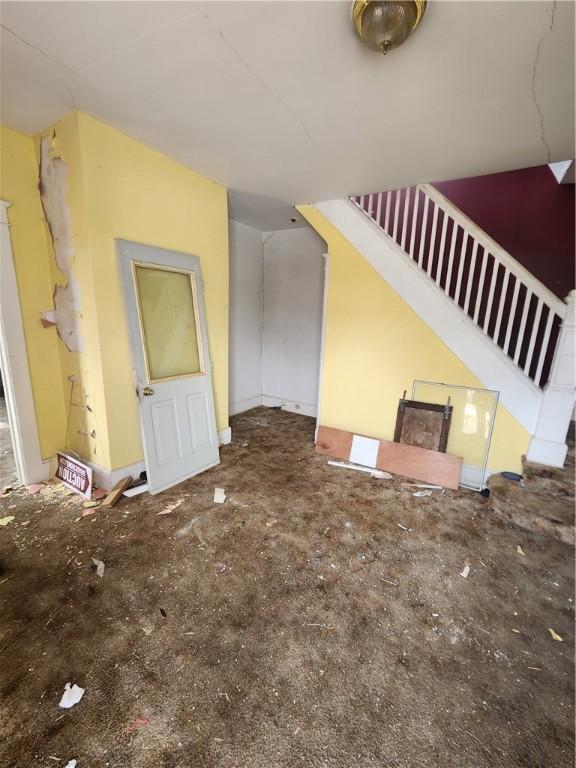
[315, 198, 543, 435]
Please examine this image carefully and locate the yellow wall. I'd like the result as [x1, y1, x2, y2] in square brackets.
[44, 112, 230, 471]
[0, 125, 68, 459]
[2, 113, 229, 474]
[298, 205, 531, 474]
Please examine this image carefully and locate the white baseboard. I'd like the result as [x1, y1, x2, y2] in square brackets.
[218, 427, 232, 445]
[262, 394, 317, 418]
[229, 395, 262, 416]
[86, 458, 146, 491]
[86, 428, 230, 490]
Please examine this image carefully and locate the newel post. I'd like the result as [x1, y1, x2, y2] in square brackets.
[527, 289, 576, 466]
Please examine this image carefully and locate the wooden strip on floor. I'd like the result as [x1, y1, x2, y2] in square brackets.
[316, 424, 462, 489]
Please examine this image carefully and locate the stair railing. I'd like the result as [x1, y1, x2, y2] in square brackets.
[351, 185, 567, 389]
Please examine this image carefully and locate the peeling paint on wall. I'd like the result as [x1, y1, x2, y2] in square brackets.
[39, 134, 83, 353]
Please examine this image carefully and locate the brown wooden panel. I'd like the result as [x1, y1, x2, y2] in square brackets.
[376, 440, 461, 489]
[394, 399, 452, 452]
[315, 425, 353, 461]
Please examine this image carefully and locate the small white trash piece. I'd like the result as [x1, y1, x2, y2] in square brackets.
[64, 761, 77, 768]
[460, 564, 471, 579]
[91, 558, 105, 578]
[213, 488, 226, 504]
[59, 683, 85, 709]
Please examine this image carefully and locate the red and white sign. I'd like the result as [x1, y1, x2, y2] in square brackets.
[55, 452, 93, 500]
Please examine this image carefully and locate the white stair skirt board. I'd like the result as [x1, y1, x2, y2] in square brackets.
[261, 395, 317, 418]
[229, 395, 263, 416]
[315, 198, 543, 436]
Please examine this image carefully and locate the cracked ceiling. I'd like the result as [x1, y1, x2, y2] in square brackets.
[1, 0, 574, 222]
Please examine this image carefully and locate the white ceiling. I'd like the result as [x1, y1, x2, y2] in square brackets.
[1, 0, 574, 229]
[228, 189, 308, 231]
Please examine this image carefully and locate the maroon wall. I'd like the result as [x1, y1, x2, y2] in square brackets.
[434, 165, 575, 300]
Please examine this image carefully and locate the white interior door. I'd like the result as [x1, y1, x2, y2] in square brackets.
[117, 240, 219, 494]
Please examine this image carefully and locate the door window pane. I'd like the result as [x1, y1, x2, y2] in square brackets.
[134, 265, 202, 380]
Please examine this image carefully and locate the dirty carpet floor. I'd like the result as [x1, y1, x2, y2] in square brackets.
[0, 407, 574, 768]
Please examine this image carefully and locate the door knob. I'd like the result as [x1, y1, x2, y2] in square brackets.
[142, 386, 155, 396]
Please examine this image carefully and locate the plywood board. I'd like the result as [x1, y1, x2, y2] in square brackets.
[316, 424, 462, 489]
[315, 426, 353, 461]
[376, 440, 461, 489]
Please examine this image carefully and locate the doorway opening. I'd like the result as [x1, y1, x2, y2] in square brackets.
[0, 371, 18, 487]
[0, 200, 48, 487]
[228, 197, 327, 425]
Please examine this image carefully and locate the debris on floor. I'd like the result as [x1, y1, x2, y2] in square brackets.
[125, 717, 150, 735]
[92, 487, 108, 500]
[215, 562, 227, 573]
[516, 545, 526, 556]
[1, 407, 573, 767]
[412, 490, 433, 497]
[58, 683, 85, 709]
[82, 501, 99, 509]
[1, 486, 12, 497]
[158, 498, 185, 515]
[548, 628, 563, 642]
[101, 476, 133, 507]
[123, 482, 150, 498]
[213, 487, 226, 504]
[0, 516, 15, 526]
[460, 564, 471, 579]
[26, 483, 44, 494]
[64, 760, 77, 768]
[91, 558, 105, 578]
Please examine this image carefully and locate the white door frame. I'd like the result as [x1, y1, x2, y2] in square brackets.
[314, 251, 329, 441]
[0, 200, 49, 484]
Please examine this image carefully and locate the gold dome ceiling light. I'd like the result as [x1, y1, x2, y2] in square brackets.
[352, 0, 427, 55]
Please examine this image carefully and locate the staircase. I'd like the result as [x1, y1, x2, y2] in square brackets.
[352, 185, 565, 388]
[312, 186, 575, 467]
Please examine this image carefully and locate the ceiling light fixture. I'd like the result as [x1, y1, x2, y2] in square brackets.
[352, 0, 427, 55]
